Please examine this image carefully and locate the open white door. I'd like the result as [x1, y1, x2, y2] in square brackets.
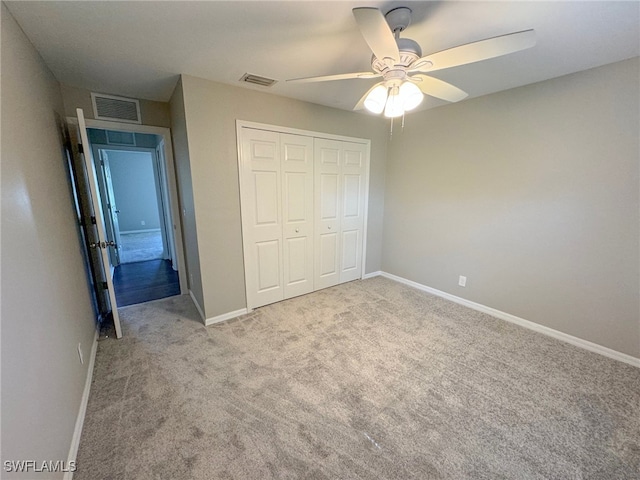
[77, 109, 123, 338]
[99, 150, 123, 266]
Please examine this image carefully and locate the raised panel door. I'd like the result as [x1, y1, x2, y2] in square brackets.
[340, 142, 367, 283]
[240, 128, 283, 308]
[281, 134, 314, 299]
[314, 139, 342, 290]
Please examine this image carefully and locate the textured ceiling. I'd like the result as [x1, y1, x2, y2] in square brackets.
[6, 1, 639, 113]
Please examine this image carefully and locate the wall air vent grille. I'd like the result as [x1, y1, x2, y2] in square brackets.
[91, 93, 142, 124]
[106, 130, 136, 146]
[240, 73, 277, 87]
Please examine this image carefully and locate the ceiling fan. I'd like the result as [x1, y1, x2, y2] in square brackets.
[287, 7, 536, 118]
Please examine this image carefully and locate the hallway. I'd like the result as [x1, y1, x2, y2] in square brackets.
[113, 259, 179, 306]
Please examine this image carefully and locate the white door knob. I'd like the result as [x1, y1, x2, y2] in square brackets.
[295, 228, 299, 233]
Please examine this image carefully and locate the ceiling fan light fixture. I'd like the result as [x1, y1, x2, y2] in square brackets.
[399, 81, 423, 111]
[384, 85, 404, 118]
[364, 84, 388, 114]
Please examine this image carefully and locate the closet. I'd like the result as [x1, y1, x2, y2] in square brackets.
[238, 123, 369, 310]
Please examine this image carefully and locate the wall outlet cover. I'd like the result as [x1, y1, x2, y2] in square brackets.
[458, 276, 467, 287]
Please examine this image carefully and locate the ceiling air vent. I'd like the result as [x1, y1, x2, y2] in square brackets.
[240, 73, 277, 87]
[91, 93, 142, 124]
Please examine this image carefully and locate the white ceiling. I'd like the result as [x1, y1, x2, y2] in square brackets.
[6, 1, 639, 113]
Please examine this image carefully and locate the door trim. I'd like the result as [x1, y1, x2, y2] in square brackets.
[236, 120, 371, 310]
[237, 120, 371, 144]
[67, 117, 188, 296]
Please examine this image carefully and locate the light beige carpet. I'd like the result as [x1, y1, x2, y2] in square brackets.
[119, 231, 163, 264]
[75, 277, 640, 479]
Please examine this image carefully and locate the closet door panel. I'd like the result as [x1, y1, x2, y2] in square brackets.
[281, 134, 314, 299]
[240, 125, 369, 309]
[254, 172, 279, 225]
[256, 240, 281, 292]
[341, 229, 359, 272]
[320, 174, 339, 220]
[285, 236, 308, 283]
[240, 128, 283, 308]
[314, 139, 342, 290]
[319, 232, 339, 277]
[340, 142, 367, 283]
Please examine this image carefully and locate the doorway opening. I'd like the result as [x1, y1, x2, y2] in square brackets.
[87, 128, 180, 306]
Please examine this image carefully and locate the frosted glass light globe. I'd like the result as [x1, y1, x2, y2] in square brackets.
[399, 81, 423, 111]
[364, 84, 388, 114]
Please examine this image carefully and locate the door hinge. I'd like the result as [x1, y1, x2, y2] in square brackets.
[101, 281, 108, 290]
[90, 216, 97, 224]
[78, 144, 84, 154]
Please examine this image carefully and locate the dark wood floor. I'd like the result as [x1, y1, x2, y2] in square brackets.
[113, 259, 180, 307]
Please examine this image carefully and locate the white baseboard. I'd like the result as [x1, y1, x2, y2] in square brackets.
[205, 308, 248, 326]
[374, 271, 640, 368]
[189, 290, 206, 322]
[120, 228, 161, 235]
[189, 291, 247, 326]
[64, 328, 99, 480]
[362, 270, 382, 279]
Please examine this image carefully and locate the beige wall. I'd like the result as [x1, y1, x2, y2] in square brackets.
[61, 84, 171, 128]
[179, 74, 388, 318]
[169, 78, 204, 312]
[1, 4, 97, 476]
[382, 58, 640, 357]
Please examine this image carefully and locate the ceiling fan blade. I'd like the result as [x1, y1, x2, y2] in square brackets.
[352, 7, 400, 64]
[353, 81, 385, 110]
[410, 74, 468, 102]
[410, 29, 536, 73]
[287, 72, 380, 83]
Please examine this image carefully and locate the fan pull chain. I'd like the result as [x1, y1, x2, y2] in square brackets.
[389, 117, 393, 139]
[401, 112, 405, 131]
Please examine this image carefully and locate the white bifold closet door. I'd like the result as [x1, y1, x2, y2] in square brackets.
[314, 138, 367, 290]
[239, 128, 314, 309]
[281, 133, 315, 299]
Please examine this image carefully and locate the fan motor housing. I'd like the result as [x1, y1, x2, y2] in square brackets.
[371, 38, 421, 73]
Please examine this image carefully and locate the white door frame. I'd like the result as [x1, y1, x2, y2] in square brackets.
[156, 140, 178, 269]
[97, 145, 169, 260]
[67, 116, 188, 296]
[236, 120, 371, 311]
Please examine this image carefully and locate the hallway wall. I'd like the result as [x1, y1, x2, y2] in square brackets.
[1, 4, 97, 476]
[107, 150, 161, 232]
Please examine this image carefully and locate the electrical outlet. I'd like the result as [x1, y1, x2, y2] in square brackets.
[77, 343, 84, 364]
[190, 273, 194, 285]
[141, 220, 146, 226]
[458, 275, 467, 287]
